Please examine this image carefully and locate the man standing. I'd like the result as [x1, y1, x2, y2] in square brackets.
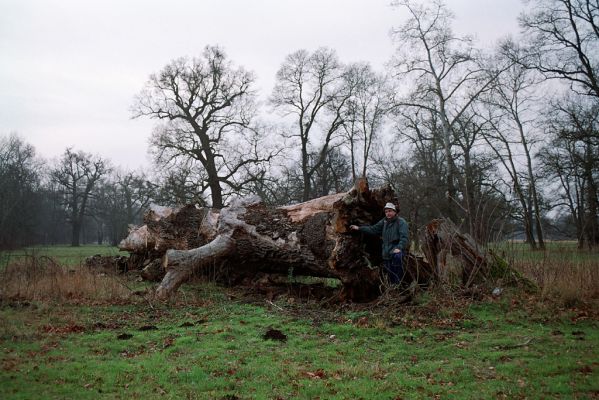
[350, 202, 409, 284]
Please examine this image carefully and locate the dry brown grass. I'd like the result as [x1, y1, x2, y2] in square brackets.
[516, 258, 599, 305]
[0, 256, 131, 303]
[2, 244, 597, 308]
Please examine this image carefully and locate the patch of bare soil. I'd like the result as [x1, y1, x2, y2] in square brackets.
[262, 328, 287, 342]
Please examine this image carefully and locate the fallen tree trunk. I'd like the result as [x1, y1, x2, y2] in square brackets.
[120, 179, 433, 301]
[118, 183, 536, 302]
[421, 218, 537, 290]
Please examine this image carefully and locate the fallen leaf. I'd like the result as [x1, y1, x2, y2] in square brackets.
[578, 365, 593, 374]
[306, 369, 326, 379]
[163, 336, 175, 348]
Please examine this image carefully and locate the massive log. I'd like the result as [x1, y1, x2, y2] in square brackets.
[120, 179, 433, 301]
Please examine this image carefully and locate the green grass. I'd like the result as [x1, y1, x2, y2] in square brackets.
[1, 245, 126, 268]
[1, 243, 598, 399]
[1, 286, 598, 399]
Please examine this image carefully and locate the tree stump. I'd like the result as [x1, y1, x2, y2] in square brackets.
[421, 218, 491, 286]
[421, 218, 536, 290]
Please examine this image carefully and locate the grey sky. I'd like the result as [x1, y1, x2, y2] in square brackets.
[0, 0, 523, 170]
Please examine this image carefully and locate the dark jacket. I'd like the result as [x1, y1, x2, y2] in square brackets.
[358, 216, 409, 260]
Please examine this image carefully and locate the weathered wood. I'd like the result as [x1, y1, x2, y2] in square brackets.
[120, 178, 433, 301]
[121, 184, 536, 302]
[422, 218, 489, 285]
[421, 218, 535, 289]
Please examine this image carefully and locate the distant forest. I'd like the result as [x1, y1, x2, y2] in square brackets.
[1, 0, 597, 250]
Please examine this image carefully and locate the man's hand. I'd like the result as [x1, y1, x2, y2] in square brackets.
[392, 248, 402, 254]
[349, 225, 359, 231]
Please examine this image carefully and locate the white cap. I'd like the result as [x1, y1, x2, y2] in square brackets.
[384, 202, 396, 211]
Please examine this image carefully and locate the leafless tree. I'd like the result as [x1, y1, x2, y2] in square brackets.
[51, 148, 109, 246]
[91, 170, 154, 245]
[340, 63, 394, 180]
[248, 166, 303, 206]
[150, 159, 210, 207]
[384, 107, 448, 200]
[451, 114, 505, 243]
[36, 179, 70, 245]
[370, 127, 510, 246]
[311, 147, 353, 198]
[520, 0, 599, 99]
[132, 46, 277, 208]
[480, 41, 547, 249]
[0, 134, 43, 249]
[390, 0, 506, 219]
[539, 97, 599, 248]
[270, 47, 355, 201]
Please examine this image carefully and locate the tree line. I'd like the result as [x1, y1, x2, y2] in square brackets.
[1, 0, 597, 250]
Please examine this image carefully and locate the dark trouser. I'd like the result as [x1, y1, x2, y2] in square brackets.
[383, 253, 404, 284]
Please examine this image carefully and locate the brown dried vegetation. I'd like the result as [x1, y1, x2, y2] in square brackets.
[0, 256, 130, 303]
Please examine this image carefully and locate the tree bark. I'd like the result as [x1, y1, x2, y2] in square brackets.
[121, 179, 433, 301]
[422, 218, 488, 286]
[420, 218, 535, 289]
[71, 221, 81, 247]
[122, 181, 530, 302]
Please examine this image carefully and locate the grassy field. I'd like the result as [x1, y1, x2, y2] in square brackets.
[1, 245, 598, 399]
[0, 245, 126, 268]
[493, 241, 598, 264]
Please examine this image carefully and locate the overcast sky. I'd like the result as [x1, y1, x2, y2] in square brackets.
[0, 0, 523, 170]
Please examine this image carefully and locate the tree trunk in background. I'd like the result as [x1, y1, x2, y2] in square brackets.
[71, 221, 81, 247]
[584, 152, 599, 248]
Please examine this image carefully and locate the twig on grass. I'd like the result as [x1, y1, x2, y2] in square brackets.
[113, 275, 155, 311]
[266, 299, 284, 311]
[496, 337, 533, 350]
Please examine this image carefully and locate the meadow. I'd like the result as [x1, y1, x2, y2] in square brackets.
[0, 245, 127, 267]
[0, 244, 597, 399]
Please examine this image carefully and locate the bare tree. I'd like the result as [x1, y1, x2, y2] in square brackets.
[539, 97, 599, 248]
[132, 46, 276, 208]
[538, 136, 588, 245]
[370, 127, 510, 247]
[341, 63, 394, 180]
[270, 47, 355, 201]
[91, 170, 154, 245]
[520, 0, 599, 99]
[36, 179, 70, 245]
[451, 114, 504, 243]
[390, 0, 506, 219]
[311, 147, 353, 198]
[480, 41, 547, 249]
[518, 0, 599, 245]
[0, 134, 42, 249]
[383, 107, 449, 211]
[151, 159, 209, 207]
[51, 148, 109, 246]
[116, 171, 154, 225]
